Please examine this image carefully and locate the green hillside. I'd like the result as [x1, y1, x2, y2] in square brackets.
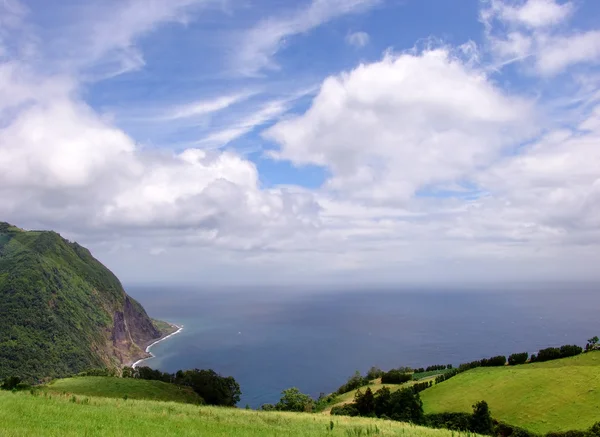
[0, 390, 467, 437]
[421, 352, 600, 434]
[44, 377, 203, 405]
[323, 376, 437, 414]
[0, 222, 166, 381]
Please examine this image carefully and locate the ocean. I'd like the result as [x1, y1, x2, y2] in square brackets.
[127, 285, 600, 408]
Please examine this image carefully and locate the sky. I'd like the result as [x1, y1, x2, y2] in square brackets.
[2, 0, 600, 286]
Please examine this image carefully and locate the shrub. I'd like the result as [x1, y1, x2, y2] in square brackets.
[336, 371, 370, 395]
[471, 401, 493, 435]
[275, 387, 314, 412]
[366, 367, 384, 380]
[331, 403, 359, 417]
[481, 356, 507, 367]
[381, 369, 412, 384]
[426, 412, 472, 431]
[508, 352, 529, 365]
[559, 345, 583, 358]
[1, 377, 22, 391]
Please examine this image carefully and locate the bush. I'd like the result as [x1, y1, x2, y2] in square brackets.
[1, 377, 22, 391]
[481, 356, 507, 367]
[331, 403, 359, 416]
[412, 381, 432, 394]
[174, 369, 241, 407]
[77, 368, 118, 377]
[559, 345, 583, 358]
[336, 371, 369, 395]
[381, 369, 412, 384]
[366, 366, 384, 380]
[508, 352, 528, 366]
[494, 421, 537, 437]
[426, 412, 472, 431]
[533, 345, 582, 363]
[275, 387, 314, 412]
[387, 388, 424, 424]
[471, 400, 493, 435]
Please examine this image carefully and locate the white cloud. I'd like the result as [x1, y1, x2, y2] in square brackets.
[483, 0, 574, 29]
[346, 31, 370, 48]
[3, 0, 600, 285]
[535, 31, 600, 75]
[483, 0, 600, 75]
[198, 99, 291, 147]
[266, 49, 534, 205]
[162, 92, 256, 121]
[236, 0, 380, 75]
[35, 0, 222, 77]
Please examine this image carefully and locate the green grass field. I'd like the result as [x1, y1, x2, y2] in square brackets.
[0, 390, 470, 437]
[44, 377, 203, 405]
[323, 377, 436, 414]
[421, 352, 600, 434]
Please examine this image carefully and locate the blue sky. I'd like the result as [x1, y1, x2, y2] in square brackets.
[2, 0, 600, 286]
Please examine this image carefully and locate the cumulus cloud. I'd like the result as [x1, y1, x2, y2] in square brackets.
[346, 31, 370, 48]
[0, 1, 319, 255]
[267, 49, 534, 205]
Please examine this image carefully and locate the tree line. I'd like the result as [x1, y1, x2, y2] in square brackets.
[122, 366, 241, 407]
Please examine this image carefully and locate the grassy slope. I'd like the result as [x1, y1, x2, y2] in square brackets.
[323, 377, 437, 414]
[421, 352, 600, 434]
[44, 377, 202, 405]
[0, 391, 470, 437]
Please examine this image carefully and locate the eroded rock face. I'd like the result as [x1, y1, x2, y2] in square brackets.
[111, 297, 161, 364]
[124, 297, 160, 348]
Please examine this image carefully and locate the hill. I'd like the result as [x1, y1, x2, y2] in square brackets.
[0, 390, 464, 437]
[322, 376, 438, 414]
[420, 351, 600, 434]
[0, 222, 172, 381]
[44, 377, 203, 405]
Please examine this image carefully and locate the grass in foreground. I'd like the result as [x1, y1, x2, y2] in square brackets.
[0, 391, 474, 437]
[421, 351, 600, 434]
[44, 377, 202, 405]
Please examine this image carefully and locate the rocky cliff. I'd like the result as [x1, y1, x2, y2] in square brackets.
[0, 222, 166, 380]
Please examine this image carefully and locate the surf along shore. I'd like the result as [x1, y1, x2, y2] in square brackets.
[131, 323, 183, 369]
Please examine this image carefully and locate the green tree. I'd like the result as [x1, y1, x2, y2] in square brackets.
[586, 336, 599, 351]
[176, 369, 241, 407]
[366, 366, 383, 380]
[275, 387, 314, 412]
[471, 400, 493, 435]
[387, 388, 424, 424]
[355, 387, 375, 416]
[374, 386, 391, 417]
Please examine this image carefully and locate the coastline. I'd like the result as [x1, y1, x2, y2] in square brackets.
[132, 323, 183, 369]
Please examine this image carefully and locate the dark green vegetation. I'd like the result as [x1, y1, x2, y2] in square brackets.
[45, 376, 203, 404]
[0, 222, 166, 381]
[130, 367, 241, 407]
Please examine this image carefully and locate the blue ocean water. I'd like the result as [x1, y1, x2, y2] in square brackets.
[128, 285, 600, 408]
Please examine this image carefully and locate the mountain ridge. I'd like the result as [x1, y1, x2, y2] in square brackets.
[0, 221, 167, 380]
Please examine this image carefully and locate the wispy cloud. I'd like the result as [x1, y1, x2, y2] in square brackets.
[38, 0, 224, 78]
[162, 92, 258, 121]
[236, 0, 380, 76]
[199, 100, 291, 147]
[346, 31, 370, 48]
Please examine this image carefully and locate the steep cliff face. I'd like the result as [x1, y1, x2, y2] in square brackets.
[0, 222, 164, 380]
